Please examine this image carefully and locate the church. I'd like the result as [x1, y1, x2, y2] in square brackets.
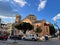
[14, 14, 50, 37]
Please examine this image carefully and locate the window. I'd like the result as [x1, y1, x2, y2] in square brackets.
[46, 27, 48, 32]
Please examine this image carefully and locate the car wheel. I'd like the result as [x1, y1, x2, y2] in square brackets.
[4, 38, 8, 40]
[32, 38, 35, 41]
[23, 38, 25, 40]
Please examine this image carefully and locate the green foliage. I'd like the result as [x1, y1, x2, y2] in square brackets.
[49, 24, 56, 35]
[14, 24, 21, 30]
[35, 27, 42, 33]
[19, 22, 34, 30]
[14, 22, 34, 34]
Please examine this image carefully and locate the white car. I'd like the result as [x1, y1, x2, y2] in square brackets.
[22, 34, 38, 41]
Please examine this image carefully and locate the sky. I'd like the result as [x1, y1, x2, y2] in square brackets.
[0, 0, 60, 28]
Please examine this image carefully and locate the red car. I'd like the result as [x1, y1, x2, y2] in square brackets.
[0, 34, 8, 40]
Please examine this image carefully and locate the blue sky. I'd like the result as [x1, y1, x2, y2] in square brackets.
[0, 0, 60, 28]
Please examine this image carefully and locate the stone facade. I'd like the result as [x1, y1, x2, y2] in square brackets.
[26, 14, 36, 23]
[15, 14, 21, 23]
[7, 23, 13, 35]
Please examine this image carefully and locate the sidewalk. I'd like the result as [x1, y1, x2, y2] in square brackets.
[49, 37, 59, 41]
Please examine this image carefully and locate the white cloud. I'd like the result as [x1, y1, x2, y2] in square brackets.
[46, 21, 50, 24]
[38, 0, 47, 11]
[0, 15, 15, 19]
[52, 13, 60, 21]
[0, 15, 16, 24]
[13, 0, 27, 7]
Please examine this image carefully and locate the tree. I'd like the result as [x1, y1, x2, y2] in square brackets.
[49, 24, 56, 35]
[35, 27, 42, 33]
[54, 23, 60, 39]
[15, 22, 34, 34]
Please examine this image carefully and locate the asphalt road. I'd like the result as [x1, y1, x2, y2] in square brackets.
[0, 39, 60, 45]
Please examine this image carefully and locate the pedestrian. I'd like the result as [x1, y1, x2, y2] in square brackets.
[44, 34, 48, 41]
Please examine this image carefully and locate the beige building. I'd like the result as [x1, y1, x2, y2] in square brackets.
[14, 14, 50, 36]
[7, 23, 13, 35]
[7, 23, 20, 35]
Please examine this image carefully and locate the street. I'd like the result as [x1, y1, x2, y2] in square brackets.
[0, 38, 60, 45]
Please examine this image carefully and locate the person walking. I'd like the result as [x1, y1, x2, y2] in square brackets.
[44, 34, 48, 41]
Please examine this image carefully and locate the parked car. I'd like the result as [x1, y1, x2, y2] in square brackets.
[10, 35, 23, 40]
[0, 34, 8, 40]
[22, 34, 38, 41]
[39, 36, 45, 41]
[39, 35, 51, 41]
